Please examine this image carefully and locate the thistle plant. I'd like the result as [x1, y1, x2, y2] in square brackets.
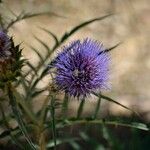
[0, 1, 149, 150]
[0, 31, 11, 58]
[0, 31, 24, 88]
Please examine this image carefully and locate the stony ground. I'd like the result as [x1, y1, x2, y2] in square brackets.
[1, 0, 150, 120]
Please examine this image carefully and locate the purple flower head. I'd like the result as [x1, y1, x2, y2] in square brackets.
[53, 38, 110, 97]
[0, 31, 11, 59]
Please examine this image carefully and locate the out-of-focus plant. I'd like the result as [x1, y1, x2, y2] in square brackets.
[0, 1, 149, 150]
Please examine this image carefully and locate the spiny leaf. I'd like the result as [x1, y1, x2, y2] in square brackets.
[38, 27, 59, 47]
[21, 11, 63, 19]
[99, 42, 122, 55]
[0, 103, 25, 149]
[7, 85, 36, 150]
[56, 118, 149, 131]
[26, 61, 38, 76]
[46, 137, 80, 148]
[28, 67, 49, 94]
[29, 45, 44, 63]
[6, 11, 63, 30]
[62, 93, 69, 119]
[93, 93, 101, 119]
[33, 35, 51, 54]
[93, 92, 140, 116]
[104, 42, 122, 53]
[23, 15, 113, 101]
[60, 14, 112, 43]
[18, 75, 29, 93]
[27, 14, 113, 85]
[31, 88, 47, 98]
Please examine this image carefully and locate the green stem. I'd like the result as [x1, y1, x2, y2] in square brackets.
[38, 128, 46, 150]
[0, 102, 25, 150]
[50, 95, 57, 150]
[39, 95, 50, 125]
[77, 99, 85, 119]
[11, 85, 38, 125]
[38, 95, 50, 150]
[7, 83, 36, 150]
[93, 92, 140, 116]
[93, 93, 101, 119]
[62, 93, 69, 119]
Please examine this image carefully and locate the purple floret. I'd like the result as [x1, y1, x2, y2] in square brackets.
[0, 31, 11, 58]
[52, 38, 110, 97]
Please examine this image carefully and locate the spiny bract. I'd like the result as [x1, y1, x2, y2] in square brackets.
[0, 31, 25, 88]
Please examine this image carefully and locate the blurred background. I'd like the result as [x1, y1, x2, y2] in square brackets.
[0, 0, 150, 149]
[2, 0, 150, 120]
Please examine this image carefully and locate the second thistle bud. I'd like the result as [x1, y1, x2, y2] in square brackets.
[0, 31, 25, 88]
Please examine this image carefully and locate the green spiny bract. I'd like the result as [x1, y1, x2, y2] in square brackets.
[0, 32, 25, 88]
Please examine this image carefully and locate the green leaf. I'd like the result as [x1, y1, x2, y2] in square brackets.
[22, 14, 113, 103]
[27, 14, 112, 90]
[33, 35, 51, 54]
[0, 102, 25, 149]
[93, 93, 140, 116]
[131, 122, 149, 131]
[0, 126, 19, 139]
[46, 137, 80, 148]
[100, 42, 122, 55]
[26, 67, 49, 98]
[0, 123, 36, 140]
[60, 14, 112, 43]
[29, 45, 44, 63]
[62, 93, 69, 119]
[56, 118, 149, 131]
[6, 11, 63, 30]
[38, 27, 59, 47]
[31, 88, 46, 98]
[69, 141, 81, 150]
[7, 85, 36, 150]
[101, 124, 122, 149]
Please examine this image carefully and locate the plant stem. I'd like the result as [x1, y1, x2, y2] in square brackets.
[62, 93, 69, 119]
[38, 128, 46, 150]
[93, 93, 101, 119]
[7, 83, 36, 150]
[10, 84, 38, 125]
[38, 95, 50, 150]
[40, 95, 50, 124]
[0, 102, 25, 149]
[50, 95, 57, 150]
[77, 99, 85, 119]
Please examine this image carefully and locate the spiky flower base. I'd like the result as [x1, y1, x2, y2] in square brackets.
[0, 31, 25, 88]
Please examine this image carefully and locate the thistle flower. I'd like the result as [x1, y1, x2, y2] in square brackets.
[0, 31, 25, 88]
[0, 31, 11, 59]
[52, 38, 110, 97]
